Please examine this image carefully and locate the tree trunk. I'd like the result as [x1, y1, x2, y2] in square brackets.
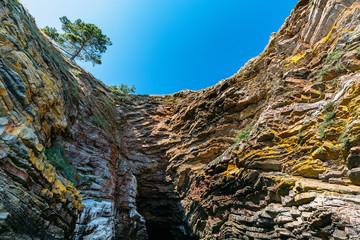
[70, 47, 82, 61]
[70, 42, 86, 61]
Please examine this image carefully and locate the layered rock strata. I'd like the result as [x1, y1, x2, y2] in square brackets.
[0, 0, 118, 238]
[2, 0, 360, 239]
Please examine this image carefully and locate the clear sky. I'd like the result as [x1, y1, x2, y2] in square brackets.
[20, 0, 299, 95]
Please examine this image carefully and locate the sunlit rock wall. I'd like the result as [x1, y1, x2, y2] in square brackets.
[2, 0, 360, 239]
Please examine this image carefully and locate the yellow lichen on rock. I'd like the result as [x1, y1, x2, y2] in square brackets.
[292, 159, 326, 178]
[286, 51, 306, 67]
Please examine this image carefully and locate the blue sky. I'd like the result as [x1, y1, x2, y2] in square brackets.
[20, 0, 299, 94]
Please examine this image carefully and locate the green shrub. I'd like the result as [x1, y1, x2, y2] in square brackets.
[324, 111, 335, 122]
[316, 49, 346, 82]
[325, 50, 340, 63]
[336, 64, 345, 73]
[234, 126, 254, 144]
[319, 125, 325, 139]
[316, 68, 325, 83]
[297, 128, 303, 139]
[339, 132, 350, 149]
[319, 102, 336, 138]
[331, 79, 338, 87]
[323, 102, 334, 112]
[110, 83, 135, 94]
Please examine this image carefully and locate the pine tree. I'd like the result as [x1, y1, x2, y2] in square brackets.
[42, 16, 112, 65]
[110, 84, 136, 94]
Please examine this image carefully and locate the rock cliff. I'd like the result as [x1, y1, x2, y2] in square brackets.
[2, 0, 360, 239]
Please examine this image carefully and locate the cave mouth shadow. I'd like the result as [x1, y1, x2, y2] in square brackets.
[142, 215, 198, 240]
[136, 195, 198, 240]
[136, 174, 198, 240]
[146, 222, 176, 240]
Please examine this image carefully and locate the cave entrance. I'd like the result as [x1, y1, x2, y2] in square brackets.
[146, 222, 174, 240]
[136, 168, 196, 240]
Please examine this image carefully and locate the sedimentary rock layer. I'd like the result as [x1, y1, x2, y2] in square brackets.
[2, 0, 360, 239]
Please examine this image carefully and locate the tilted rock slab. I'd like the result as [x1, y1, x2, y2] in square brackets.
[2, 0, 360, 239]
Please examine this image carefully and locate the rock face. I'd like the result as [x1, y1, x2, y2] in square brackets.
[3, 0, 360, 239]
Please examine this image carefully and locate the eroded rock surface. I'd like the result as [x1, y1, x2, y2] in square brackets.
[3, 0, 360, 239]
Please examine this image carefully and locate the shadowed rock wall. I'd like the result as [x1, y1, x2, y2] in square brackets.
[2, 0, 360, 239]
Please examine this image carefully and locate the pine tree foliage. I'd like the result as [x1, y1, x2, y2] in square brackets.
[42, 16, 112, 65]
[110, 84, 136, 94]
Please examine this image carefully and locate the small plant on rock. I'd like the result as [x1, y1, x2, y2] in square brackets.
[316, 68, 325, 83]
[234, 126, 254, 145]
[331, 79, 338, 87]
[319, 102, 336, 138]
[336, 64, 345, 73]
[324, 102, 334, 112]
[356, 47, 360, 58]
[324, 50, 341, 64]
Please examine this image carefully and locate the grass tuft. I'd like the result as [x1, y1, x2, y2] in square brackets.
[234, 126, 254, 145]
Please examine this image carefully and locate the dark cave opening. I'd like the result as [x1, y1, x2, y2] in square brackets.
[136, 199, 197, 240]
[146, 222, 174, 240]
[136, 170, 197, 240]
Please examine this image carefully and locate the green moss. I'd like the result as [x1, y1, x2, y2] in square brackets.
[234, 126, 254, 145]
[45, 140, 91, 185]
[90, 115, 106, 129]
[45, 141, 78, 184]
[63, 81, 80, 106]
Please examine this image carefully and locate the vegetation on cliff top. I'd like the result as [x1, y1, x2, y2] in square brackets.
[110, 84, 136, 94]
[42, 16, 112, 65]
